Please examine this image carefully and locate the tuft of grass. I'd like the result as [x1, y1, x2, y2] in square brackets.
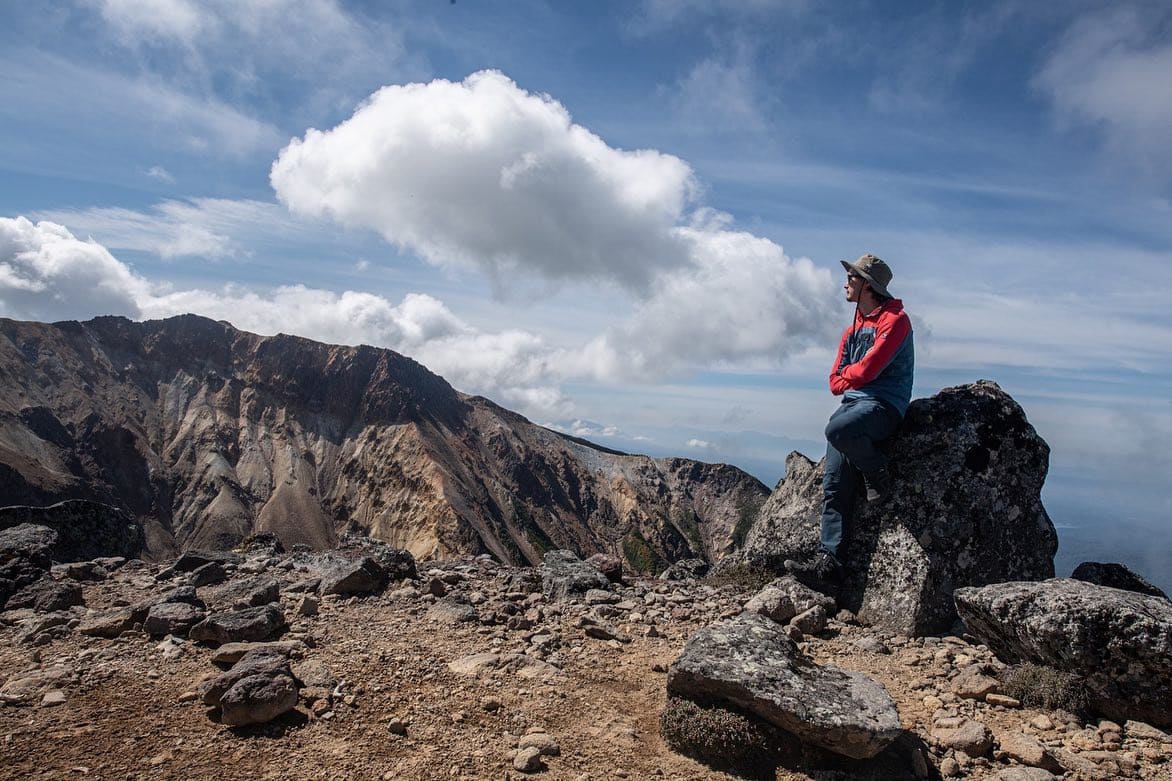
[661, 696, 795, 779]
[702, 562, 776, 592]
[1000, 663, 1090, 717]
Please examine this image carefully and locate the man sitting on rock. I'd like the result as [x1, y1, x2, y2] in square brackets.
[788, 254, 914, 593]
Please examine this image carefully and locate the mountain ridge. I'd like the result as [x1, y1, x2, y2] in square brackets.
[0, 314, 767, 570]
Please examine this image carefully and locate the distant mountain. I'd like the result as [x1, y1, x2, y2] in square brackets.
[0, 315, 768, 570]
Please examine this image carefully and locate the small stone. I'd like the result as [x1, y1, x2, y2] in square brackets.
[481, 697, 502, 712]
[939, 756, 961, 777]
[39, 690, 66, 707]
[789, 604, 827, 635]
[1029, 715, 1055, 731]
[512, 746, 543, 773]
[1125, 720, 1170, 742]
[985, 693, 1021, 708]
[996, 731, 1060, 772]
[517, 732, 560, 756]
[387, 717, 408, 736]
[933, 720, 993, 758]
[296, 595, 319, 617]
[177, 691, 198, 703]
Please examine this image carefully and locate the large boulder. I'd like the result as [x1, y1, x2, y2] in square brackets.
[954, 579, 1172, 728]
[721, 381, 1056, 635]
[316, 554, 388, 596]
[0, 500, 144, 562]
[189, 605, 287, 645]
[666, 612, 902, 759]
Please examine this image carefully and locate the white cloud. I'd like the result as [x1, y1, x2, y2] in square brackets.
[271, 70, 698, 292]
[36, 199, 302, 260]
[145, 165, 176, 183]
[686, 438, 712, 449]
[578, 226, 837, 380]
[671, 56, 768, 133]
[90, 0, 416, 120]
[0, 217, 148, 321]
[0, 51, 282, 161]
[1035, 8, 1172, 175]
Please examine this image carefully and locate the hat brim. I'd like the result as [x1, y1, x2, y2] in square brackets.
[840, 259, 892, 298]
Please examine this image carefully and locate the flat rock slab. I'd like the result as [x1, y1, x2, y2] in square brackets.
[211, 640, 308, 665]
[955, 578, 1172, 728]
[667, 612, 901, 759]
[144, 602, 206, 637]
[189, 604, 287, 646]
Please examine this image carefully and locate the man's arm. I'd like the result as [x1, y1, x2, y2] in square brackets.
[837, 311, 911, 389]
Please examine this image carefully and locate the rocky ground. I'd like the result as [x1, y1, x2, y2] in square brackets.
[2, 548, 1171, 781]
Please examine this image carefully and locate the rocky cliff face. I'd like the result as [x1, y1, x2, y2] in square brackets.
[0, 315, 767, 569]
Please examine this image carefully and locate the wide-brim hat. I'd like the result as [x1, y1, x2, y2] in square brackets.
[840, 254, 893, 298]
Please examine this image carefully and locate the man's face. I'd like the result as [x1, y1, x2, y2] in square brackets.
[844, 272, 865, 302]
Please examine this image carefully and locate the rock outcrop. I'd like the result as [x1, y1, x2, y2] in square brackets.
[0, 500, 143, 562]
[666, 612, 902, 759]
[721, 381, 1057, 635]
[0, 523, 57, 609]
[954, 578, 1172, 728]
[0, 314, 767, 572]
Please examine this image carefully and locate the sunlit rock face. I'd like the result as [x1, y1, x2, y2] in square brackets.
[722, 381, 1057, 636]
[0, 314, 767, 571]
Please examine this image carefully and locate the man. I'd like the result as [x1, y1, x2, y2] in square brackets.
[787, 254, 914, 592]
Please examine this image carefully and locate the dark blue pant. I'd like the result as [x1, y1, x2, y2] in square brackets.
[820, 396, 901, 558]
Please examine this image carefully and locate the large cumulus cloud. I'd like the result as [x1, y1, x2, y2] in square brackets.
[271, 70, 697, 291]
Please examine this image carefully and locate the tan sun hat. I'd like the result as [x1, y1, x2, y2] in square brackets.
[840, 254, 894, 298]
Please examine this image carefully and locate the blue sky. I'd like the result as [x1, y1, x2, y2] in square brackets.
[2, 1, 1170, 586]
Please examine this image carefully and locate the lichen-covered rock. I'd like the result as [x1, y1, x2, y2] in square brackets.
[541, 550, 609, 601]
[743, 586, 797, 624]
[721, 381, 1056, 635]
[659, 558, 709, 581]
[189, 604, 287, 646]
[666, 612, 901, 759]
[0, 523, 57, 609]
[0, 501, 143, 563]
[954, 578, 1172, 727]
[1071, 562, 1168, 600]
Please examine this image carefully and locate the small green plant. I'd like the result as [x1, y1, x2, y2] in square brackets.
[702, 562, 776, 592]
[1000, 663, 1090, 716]
[621, 530, 665, 574]
[661, 696, 794, 779]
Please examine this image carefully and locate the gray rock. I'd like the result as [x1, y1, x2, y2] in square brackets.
[198, 649, 294, 706]
[1071, 562, 1168, 600]
[188, 561, 227, 587]
[143, 602, 206, 637]
[743, 586, 797, 624]
[789, 604, 828, 635]
[51, 561, 108, 581]
[991, 768, 1059, 781]
[0, 501, 143, 562]
[371, 547, 417, 581]
[316, 554, 388, 596]
[427, 597, 478, 624]
[155, 584, 204, 608]
[767, 575, 836, 615]
[659, 558, 709, 581]
[0, 523, 57, 609]
[955, 578, 1172, 727]
[77, 606, 139, 638]
[210, 640, 308, 665]
[723, 382, 1056, 636]
[667, 612, 901, 759]
[932, 719, 993, 757]
[512, 746, 544, 772]
[541, 550, 609, 601]
[173, 550, 242, 573]
[219, 673, 299, 726]
[205, 576, 280, 610]
[6, 576, 83, 612]
[189, 604, 287, 646]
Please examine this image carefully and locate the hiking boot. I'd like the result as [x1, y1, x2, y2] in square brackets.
[864, 467, 893, 504]
[783, 551, 842, 595]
